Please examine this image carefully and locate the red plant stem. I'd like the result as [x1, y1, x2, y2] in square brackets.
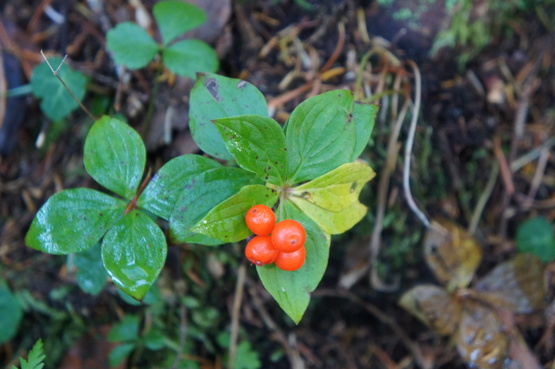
[124, 167, 152, 215]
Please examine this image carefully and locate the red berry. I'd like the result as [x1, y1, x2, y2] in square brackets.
[245, 236, 279, 266]
[271, 219, 306, 253]
[275, 246, 306, 271]
[245, 204, 276, 236]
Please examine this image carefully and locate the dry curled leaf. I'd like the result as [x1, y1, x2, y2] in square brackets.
[456, 300, 509, 369]
[398, 284, 462, 335]
[424, 218, 482, 290]
[474, 253, 545, 313]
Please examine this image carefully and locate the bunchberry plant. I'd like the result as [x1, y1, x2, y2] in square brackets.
[106, 0, 218, 78]
[26, 71, 378, 323]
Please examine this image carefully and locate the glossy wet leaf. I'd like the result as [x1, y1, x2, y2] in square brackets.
[214, 115, 287, 185]
[106, 22, 159, 69]
[456, 300, 508, 369]
[190, 185, 278, 243]
[289, 162, 375, 212]
[424, 218, 482, 290]
[102, 210, 167, 300]
[31, 57, 88, 121]
[474, 253, 545, 313]
[138, 154, 221, 220]
[163, 40, 218, 79]
[25, 188, 126, 254]
[84, 116, 146, 200]
[169, 167, 260, 245]
[73, 242, 107, 296]
[257, 201, 330, 324]
[0, 278, 23, 344]
[189, 73, 269, 160]
[153, 0, 206, 45]
[285, 90, 358, 183]
[515, 216, 555, 262]
[351, 102, 378, 161]
[398, 284, 461, 335]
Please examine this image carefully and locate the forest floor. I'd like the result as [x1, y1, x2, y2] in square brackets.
[1, 0, 555, 368]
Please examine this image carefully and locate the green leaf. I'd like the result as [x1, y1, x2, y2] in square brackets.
[144, 329, 166, 350]
[231, 341, 261, 369]
[190, 185, 278, 243]
[108, 315, 140, 342]
[169, 167, 261, 245]
[0, 278, 23, 344]
[101, 210, 167, 300]
[163, 40, 219, 79]
[214, 115, 287, 185]
[189, 73, 269, 160]
[257, 201, 330, 324]
[516, 216, 555, 262]
[153, 0, 207, 45]
[16, 339, 45, 369]
[30, 57, 88, 122]
[25, 188, 126, 254]
[290, 162, 375, 211]
[351, 102, 378, 160]
[118, 284, 161, 306]
[287, 162, 373, 234]
[138, 154, 221, 219]
[106, 22, 159, 69]
[285, 90, 358, 183]
[84, 116, 146, 199]
[73, 242, 107, 295]
[109, 343, 136, 367]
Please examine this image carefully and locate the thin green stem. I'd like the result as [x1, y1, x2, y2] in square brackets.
[40, 50, 97, 121]
[141, 61, 164, 138]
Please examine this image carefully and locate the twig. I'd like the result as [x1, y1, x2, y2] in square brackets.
[170, 305, 188, 369]
[468, 162, 499, 235]
[524, 146, 550, 207]
[245, 279, 305, 369]
[319, 22, 345, 74]
[369, 100, 409, 292]
[228, 260, 246, 369]
[40, 50, 96, 121]
[493, 136, 515, 195]
[510, 137, 555, 172]
[404, 60, 431, 228]
[313, 289, 429, 369]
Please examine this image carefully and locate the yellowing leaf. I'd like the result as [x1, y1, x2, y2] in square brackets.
[290, 162, 375, 212]
[424, 218, 482, 290]
[287, 162, 374, 234]
[398, 284, 461, 335]
[288, 198, 367, 235]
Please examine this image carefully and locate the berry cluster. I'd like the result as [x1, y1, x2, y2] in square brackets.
[244, 205, 306, 271]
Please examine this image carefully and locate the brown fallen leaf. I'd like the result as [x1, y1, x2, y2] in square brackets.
[424, 218, 482, 290]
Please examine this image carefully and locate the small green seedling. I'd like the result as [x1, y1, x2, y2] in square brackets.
[106, 0, 218, 78]
[516, 216, 555, 262]
[0, 277, 23, 345]
[26, 71, 378, 323]
[107, 314, 165, 367]
[11, 339, 45, 369]
[30, 56, 88, 121]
